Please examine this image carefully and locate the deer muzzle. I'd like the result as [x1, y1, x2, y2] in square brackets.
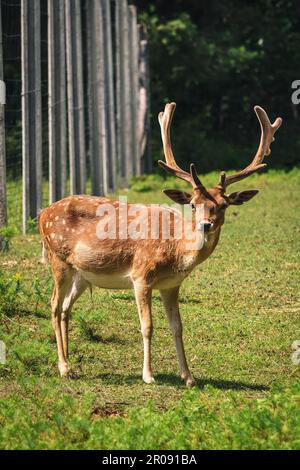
[198, 220, 214, 233]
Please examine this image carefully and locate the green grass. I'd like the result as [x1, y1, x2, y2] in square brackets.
[0, 169, 300, 449]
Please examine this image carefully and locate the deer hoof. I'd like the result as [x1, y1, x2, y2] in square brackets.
[58, 362, 72, 378]
[186, 377, 196, 387]
[143, 375, 155, 384]
[181, 372, 196, 387]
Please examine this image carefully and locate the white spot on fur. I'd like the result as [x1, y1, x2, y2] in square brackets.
[181, 253, 197, 271]
[50, 233, 55, 239]
[75, 241, 93, 256]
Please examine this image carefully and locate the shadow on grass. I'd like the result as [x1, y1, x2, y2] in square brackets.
[109, 293, 136, 301]
[87, 333, 128, 345]
[156, 374, 269, 391]
[196, 377, 269, 392]
[109, 293, 202, 305]
[179, 297, 202, 305]
[96, 372, 269, 391]
[95, 373, 142, 385]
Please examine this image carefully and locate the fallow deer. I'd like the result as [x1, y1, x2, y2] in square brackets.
[39, 102, 282, 386]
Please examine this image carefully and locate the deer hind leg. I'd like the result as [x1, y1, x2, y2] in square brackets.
[61, 272, 89, 358]
[160, 287, 195, 387]
[133, 280, 154, 384]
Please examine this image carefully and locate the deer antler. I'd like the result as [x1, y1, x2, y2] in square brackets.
[158, 102, 204, 189]
[218, 106, 282, 190]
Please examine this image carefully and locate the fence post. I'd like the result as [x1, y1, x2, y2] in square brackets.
[115, 0, 123, 183]
[103, 0, 117, 192]
[129, 5, 140, 177]
[65, 0, 86, 195]
[86, 0, 92, 190]
[21, 0, 42, 234]
[86, 0, 106, 196]
[65, 0, 75, 194]
[138, 24, 151, 174]
[0, 0, 7, 235]
[74, 0, 86, 193]
[115, 0, 132, 185]
[48, 0, 67, 203]
[86, 1, 97, 194]
[97, 0, 108, 195]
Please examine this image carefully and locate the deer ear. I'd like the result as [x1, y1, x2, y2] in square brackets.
[227, 190, 259, 205]
[163, 189, 192, 205]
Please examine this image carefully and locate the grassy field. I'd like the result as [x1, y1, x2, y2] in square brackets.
[0, 169, 300, 449]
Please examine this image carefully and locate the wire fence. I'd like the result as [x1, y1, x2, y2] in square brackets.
[0, 0, 151, 234]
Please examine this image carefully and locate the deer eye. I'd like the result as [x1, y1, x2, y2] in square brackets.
[219, 202, 229, 210]
[190, 203, 196, 210]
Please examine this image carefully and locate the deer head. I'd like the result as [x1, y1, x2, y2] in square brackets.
[158, 102, 282, 233]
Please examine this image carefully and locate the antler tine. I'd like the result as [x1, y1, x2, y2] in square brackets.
[158, 102, 204, 189]
[252, 106, 282, 164]
[190, 163, 204, 189]
[220, 106, 282, 189]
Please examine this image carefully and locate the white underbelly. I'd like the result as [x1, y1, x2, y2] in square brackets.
[77, 270, 188, 291]
[78, 269, 133, 289]
[154, 273, 188, 290]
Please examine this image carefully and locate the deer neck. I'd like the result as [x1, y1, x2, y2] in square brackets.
[177, 225, 221, 272]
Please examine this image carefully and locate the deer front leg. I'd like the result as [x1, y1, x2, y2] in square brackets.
[61, 312, 70, 359]
[160, 287, 195, 387]
[133, 281, 154, 384]
[51, 284, 71, 378]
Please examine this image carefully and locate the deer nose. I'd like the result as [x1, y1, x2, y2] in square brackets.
[199, 220, 213, 232]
